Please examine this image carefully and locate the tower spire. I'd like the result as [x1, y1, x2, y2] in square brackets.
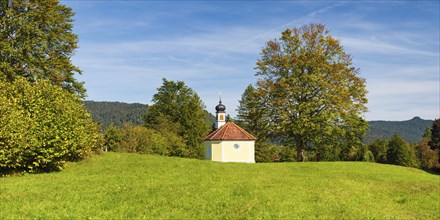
[215, 93, 226, 129]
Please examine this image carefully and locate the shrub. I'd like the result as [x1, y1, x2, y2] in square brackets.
[363, 151, 375, 162]
[255, 141, 280, 163]
[118, 123, 170, 155]
[104, 125, 123, 152]
[353, 144, 375, 162]
[279, 146, 297, 162]
[344, 146, 358, 161]
[103, 122, 190, 157]
[0, 77, 103, 174]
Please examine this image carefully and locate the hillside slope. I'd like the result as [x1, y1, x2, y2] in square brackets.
[83, 101, 147, 129]
[365, 117, 433, 144]
[1, 153, 438, 219]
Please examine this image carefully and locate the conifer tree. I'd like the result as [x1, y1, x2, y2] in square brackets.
[429, 119, 440, 162]
[237, 84, 278, 162]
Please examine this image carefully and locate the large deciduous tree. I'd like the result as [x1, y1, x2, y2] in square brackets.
[144, 78, 210, 159]
[253, 24, 368, 161]
[0, 0, 85, 97]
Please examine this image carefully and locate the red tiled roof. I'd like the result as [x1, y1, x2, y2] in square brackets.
[204, 122, 257, 141]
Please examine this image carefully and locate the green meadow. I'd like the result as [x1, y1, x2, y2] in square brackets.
[1, 153, 439, 219]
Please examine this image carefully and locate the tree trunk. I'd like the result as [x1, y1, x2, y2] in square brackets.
[296, 137, 304, 162]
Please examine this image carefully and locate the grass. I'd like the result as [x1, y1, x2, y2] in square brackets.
[1, 152, 439, 219]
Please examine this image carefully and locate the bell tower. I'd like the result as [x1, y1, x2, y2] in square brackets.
[215, 94, 226, 129]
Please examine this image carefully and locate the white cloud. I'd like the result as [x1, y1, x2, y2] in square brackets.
[67, 1, 439, 121]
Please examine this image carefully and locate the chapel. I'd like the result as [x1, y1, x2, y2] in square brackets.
[203, 99, 256, 163]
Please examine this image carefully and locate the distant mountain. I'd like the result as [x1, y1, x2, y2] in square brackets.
[83, 101, 147, 129]
[365, 117, 433, 145]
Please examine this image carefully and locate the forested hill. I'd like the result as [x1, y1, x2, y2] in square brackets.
[83, 101, 147, 129]
[84, 101, 432, 143]
[364, 117, 433, 144]
[84, 101, 216, 130]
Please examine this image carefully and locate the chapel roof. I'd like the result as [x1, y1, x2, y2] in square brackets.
[204, 122, 257, 141]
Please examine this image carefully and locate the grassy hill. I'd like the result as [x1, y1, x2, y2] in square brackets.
[1, 153, 438, 219]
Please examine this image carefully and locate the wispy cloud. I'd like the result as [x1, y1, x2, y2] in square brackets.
[67, 1, 439, 120]
[340, 37, 438, 57]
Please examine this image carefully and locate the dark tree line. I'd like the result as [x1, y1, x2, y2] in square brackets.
[83, 101, 147, 129]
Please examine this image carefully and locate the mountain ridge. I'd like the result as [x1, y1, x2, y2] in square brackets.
[365, 116, 433, 144]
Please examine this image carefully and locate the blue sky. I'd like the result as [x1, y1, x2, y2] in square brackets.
[62, 0, 439, 121]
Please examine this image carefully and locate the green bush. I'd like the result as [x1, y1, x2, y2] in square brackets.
[106, 123, 189, 157]
[104, 125, 123, 152]
[0, 77, 103, 174]
[363, 151, 375, 162]
[355, 144, 375, 162]
[118, 123, 170, 155]
[255, 141, 280, 162]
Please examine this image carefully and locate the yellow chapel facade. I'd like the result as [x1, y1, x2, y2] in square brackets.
[203, 100, 256, 163]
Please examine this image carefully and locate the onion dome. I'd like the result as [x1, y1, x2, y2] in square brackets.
[215, 100, 226, 113]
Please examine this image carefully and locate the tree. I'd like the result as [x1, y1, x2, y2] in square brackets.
[226, 114, 233, 122]
[423, 126, 431, 139]
[236, 85, 273, 141]
[0, 77, 102, 174]
[144, 78, 210, 159]
[0, 0, 85, 97]
[416, 138, 438, 170]
[429, 119, 440, 161]
[369, 138, 388, 163]
[253, 24, 368, 161]
[237, 84, 277, 162]
[387, 135, 419, 168]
